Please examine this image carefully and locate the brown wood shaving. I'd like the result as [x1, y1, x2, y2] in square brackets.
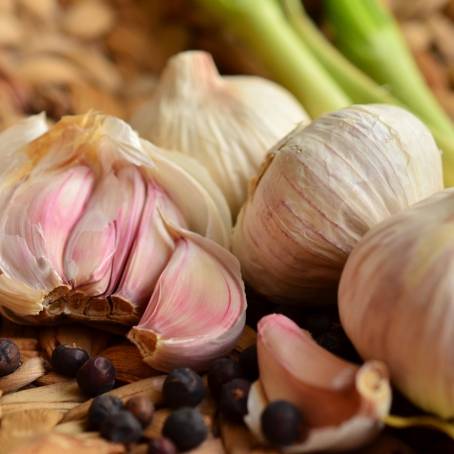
[0, 357, 46, 394]
[10, 433, 125, 454]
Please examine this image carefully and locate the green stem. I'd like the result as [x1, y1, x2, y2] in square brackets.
[281, 0, 397, 104]
[325, 0, 454, 140]
[195, 0, 350, 117]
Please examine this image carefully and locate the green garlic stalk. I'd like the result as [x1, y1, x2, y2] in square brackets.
[194, 0, 350, 118]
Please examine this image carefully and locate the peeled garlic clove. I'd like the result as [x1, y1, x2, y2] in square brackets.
[339, 188, 454, 418]
[131, 50, 308, 216]
[244, 314, 391, 452]
[111, 181, 186, 315]
[128, 225, 247, 371]
[233, 104, 443, 304]
[0, 111, 231, 324]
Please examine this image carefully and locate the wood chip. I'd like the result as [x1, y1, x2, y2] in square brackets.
[414, 51, 449, 89]
[143, 408, 170, 439]
[400, 20, 432, 52]
[1, 401, 80, 416]
[426, 14, 454, 63]
[235, 326, 257, 352]
[220, 418, 261, 454]
[0, 14, 23, 46]
[62, 375, 165, 422]
[99, 343, 158, 383]
[10, 433, 125, 454]
[1, 381, 83, 404]
[35, 371, 72, 386]
[192, 438, 226, 453]
[53, 420, 87, 436]
[0, 357, 46, 394]
[63, 0, 115, 40]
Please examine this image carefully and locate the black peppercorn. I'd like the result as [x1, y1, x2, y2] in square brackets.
[125, 395, 154, 427]
[51, 344, 89, 377]
[162, 407, 208, 451]
[88, 394, 124, 430]
[77, 356, 116, 396]
[238, 345, 259, 382]
[148, 437, 177, 454]
[163, 368, 205, 408]
[0, 338, 21, 377]
[100, 410, 143, 443]
[261, 400, 305, 446]
[219, 378, 251, 422]
[207, 357, 242, 398]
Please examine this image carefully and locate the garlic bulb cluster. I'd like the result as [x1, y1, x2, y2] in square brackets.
[339, 188, 454, 418]
[232, 104, 443, 304]
[131, 50, 309, 216]
[245, 314, 391, 452]
[0, 112, 239, 328]
[128, 226, 246, 372]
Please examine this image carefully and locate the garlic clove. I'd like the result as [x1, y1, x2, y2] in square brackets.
[131, 50, 308, 216]
[0, 166, 94, 291]
[111, 181, 186, 315]
[244, 314, 391, 452]
[339, 187, 454, 418]
[142, 141, 231, 247]
[232, 104, 443, 304]
[63, 167, 145, 296]
[128, 225, 247, 371]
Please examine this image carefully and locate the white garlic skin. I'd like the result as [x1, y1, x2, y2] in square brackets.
[232, 104, 443, 304]
[339, 188, 454, 418]
[131, 50, 308, 216]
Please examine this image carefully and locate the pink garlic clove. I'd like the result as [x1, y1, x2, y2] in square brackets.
[63, 166, 145, 296]
[128, 225, 247, 372]
[0, 166, 95, 291]
[111, 181, 187, 315]
[245, 314, 391, 452]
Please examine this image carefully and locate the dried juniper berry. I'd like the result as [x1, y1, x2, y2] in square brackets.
[261, 400, 305, 446]
[0, 338, 21, 376]
[163, 367, 205, 408]
[126, 395, 154, 427]
[88, 394, 124, 430]
[238, 345, 259, 381]
[77, 356, 116, 396]
[148, 437, 177, 454]
[51, 344, 89, 377]
[162, 407, 208, 451]
[100, 410, 143, 443]
[219, 378, 251, 422]
[207, 357, 242, 398]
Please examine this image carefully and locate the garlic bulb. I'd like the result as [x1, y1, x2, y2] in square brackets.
[0, 112, 231, 324]
[339, 188, 454, 418]
[128, 225, 247, 372]
[131, 50, 309, 216]
[232, 104, 443, 304]
[245, 314, 391, 452]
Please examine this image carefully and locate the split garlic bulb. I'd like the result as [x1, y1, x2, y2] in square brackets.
[232, 104, 443, 304]
[0, 112, 233, 325]
[339, 188, 454, 418]
[131, 50, 309, 216]
[245, 314, 391, 452]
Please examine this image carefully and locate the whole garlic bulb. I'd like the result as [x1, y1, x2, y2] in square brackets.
[0, 112, 233, 325]
[232, 104, 443, 304]
[339, 188, 454, 418]
[131, 50, 309, 216]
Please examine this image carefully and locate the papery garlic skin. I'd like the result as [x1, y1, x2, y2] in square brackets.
[0, 112, 231, 324]
[339, 188, 454, 418]
[128, 225, 247, 372]
[131, 50, 309, 216]
[233, 104, 443, 304]
[245, 314, 391, 452]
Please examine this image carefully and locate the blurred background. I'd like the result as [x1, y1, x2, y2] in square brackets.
[0, 0, 453, 130]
